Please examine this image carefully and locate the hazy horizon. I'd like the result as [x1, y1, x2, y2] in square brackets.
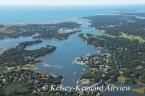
[0, 4, 145, 7]
[0, 0, 145, 5]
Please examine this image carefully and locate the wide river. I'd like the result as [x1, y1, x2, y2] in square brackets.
[0, 18, 104, 86]
[27, 19, 104, 86]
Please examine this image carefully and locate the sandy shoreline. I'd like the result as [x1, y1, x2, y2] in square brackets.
[39, 62, 62, 69]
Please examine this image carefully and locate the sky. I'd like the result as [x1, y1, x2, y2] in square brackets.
[0, 0, 145, 5]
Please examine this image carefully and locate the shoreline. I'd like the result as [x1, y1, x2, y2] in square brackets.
[1, 17, 81, 25]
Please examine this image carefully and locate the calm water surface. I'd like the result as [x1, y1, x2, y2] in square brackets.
[26, 19, 103, 86]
